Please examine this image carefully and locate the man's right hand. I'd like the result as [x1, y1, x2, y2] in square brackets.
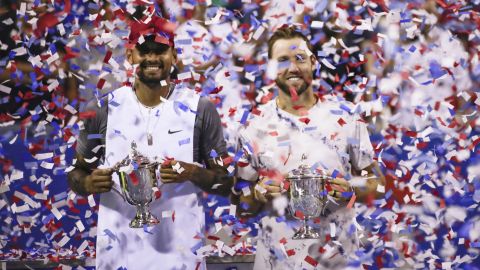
[254, 177, 284, 203]
[84, 169, 114, 194]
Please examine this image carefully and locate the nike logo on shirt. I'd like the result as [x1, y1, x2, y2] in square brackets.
[168, 129, 182, 134]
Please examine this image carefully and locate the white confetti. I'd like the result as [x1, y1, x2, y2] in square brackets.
[0, 84, 11, 94]
[330, 222, 336, 237]
[253, 26, 265, 40]
[76, 220, 85, 232]
[311, 21, 324, 29]
[88, 195, 96, 207]
[241, 186, 251, 196]
[47, 79, 60, 92]
[177, 72, 192, 80]
[40, 161, 54, 169]
[51, 207, 63, 220]
[34, 152, 54, 160]
[57, 235, 70, 247]
[77, 240, 89, 254]
[321, 58, 336, 70]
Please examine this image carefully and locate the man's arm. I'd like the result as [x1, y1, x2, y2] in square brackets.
[67, 99, 110, 197]
[328, 161, 385, 203]
[353, 161, 385, 202]
[160, 158, 233, 196]
[230, 133, 274, 217]
[67, 153, 114, 196]
[160, 97, 234, 196]
[232, 177, 282, 218]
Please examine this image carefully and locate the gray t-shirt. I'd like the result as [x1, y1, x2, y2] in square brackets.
[76, 94, 227, 165]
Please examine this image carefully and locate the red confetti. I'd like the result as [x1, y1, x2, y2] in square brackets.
[251, 107, 262, 116]
[286, 249, 296, 256]
[97, 79, 106, 90]
[298, 117, 310, 124]
[294, 210, 305, 220]
[289, 87, 299, 102]
[337, 118, 346, 126]
[228, 107, 237, 117]
[79, 111, 97, 119]
[129, 172, 139, 186]
[416, 141, 428, 150]
[103, 51, 112, 64]
[208, 235, 220, 241]
[222, 156, 233, 165]
[304, 255, 318, 267]
[405, 131, 417, 138]
[282, 180, 290, 191]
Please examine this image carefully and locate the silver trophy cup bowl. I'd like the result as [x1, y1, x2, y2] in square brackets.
[113, 142, 160, 228]
[287, 162, 329, 239]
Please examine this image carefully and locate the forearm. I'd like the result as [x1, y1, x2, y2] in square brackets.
[354, 162, 386, 203]
[189, 166, 234, 196]
[67, 168, 90, 196]
[354, 177, 383, 202]
[232, 185, 264, 217]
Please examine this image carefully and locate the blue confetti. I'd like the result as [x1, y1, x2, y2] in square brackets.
[87, 134, 103, 140]
[330, 109, 344, 115]
[239, 110, 249, 125]
[340, 104, 351, 113]
[103, 229, 118, 242]
[178, 138, 190, 146]
[209, 149, 218, 158]
[429, 61, 447, 79]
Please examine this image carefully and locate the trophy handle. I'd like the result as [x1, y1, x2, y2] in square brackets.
[111, 185, 125, 201]
[109, 166, 126, 202]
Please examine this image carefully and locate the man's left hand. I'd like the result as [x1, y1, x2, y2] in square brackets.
[160, 160, 197, 184]
[328, 178, 353, 200]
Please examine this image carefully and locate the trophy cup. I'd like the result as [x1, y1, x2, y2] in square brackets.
[286, 155, 329, 239]
[112, 141, 160, 228]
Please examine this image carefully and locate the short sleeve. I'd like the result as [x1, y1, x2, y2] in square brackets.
[236, 129, 260, 182]
[76, 100, 107, 160]
[195, 97, 227, 163]
[348, 115, 374, 171]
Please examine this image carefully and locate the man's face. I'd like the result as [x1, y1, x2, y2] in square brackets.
[127, 39, 176, 85]
[270, 38, 315, 97]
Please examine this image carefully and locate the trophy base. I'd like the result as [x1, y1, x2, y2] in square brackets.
[129, 212, 160, 228]
[293, 225, 320, 239]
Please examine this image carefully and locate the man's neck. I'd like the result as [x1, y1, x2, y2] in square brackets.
[134, 79, 171, 107]
[276, 88, 317, 116]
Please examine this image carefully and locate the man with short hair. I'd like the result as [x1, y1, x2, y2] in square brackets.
[68, 15, 232, 270]
[235, 26, 385, 269]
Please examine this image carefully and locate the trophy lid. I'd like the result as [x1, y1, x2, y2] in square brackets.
[285, 154, 324, 180]
[116, 141, 151, 169]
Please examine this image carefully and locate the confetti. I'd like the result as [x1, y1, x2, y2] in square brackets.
[0, 1, 478, 268]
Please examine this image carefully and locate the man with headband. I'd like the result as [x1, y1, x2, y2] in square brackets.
[68, 14, 232, 269]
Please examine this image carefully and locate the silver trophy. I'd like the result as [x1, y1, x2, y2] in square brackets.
[112, 141, 160, 228]
[286, 155, 329, 239]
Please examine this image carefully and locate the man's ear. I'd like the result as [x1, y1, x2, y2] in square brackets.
[310, 55, 317, 71]
[126, 48, 134, 65]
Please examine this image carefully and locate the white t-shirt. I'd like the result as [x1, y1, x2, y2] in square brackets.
[237, 95, 374, 270]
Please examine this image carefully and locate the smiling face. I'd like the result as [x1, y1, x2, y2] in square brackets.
[270, 37, 315, 97]
[126, 37, 177, 85]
